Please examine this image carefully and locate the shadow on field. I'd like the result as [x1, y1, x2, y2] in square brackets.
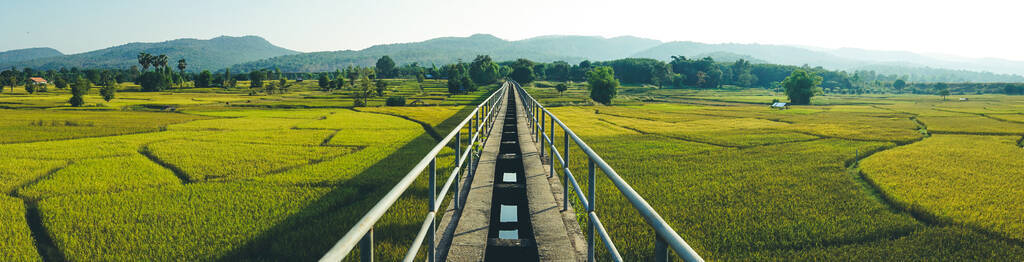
[217, 105, 478, 261]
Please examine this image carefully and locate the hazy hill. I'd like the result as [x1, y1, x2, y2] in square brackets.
[632, 41, 866, 69]
[232, 34, 662, 72]
[5, 33, 1024, 82]
[511, 35, 662, 61]
[1, 36, 297, 71]
[233, 34, 1024, 82]
[0, 47, 63, 64]
[631, 41, 1024, 82]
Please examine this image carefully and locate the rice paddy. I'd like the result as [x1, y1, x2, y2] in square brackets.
[536, 84, 1024, 260]
[1, 79, 1021, 260]
[0, 79, 487, 261]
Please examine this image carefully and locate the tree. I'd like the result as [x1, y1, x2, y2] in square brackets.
[375, 80, 387, 96]
[346, 66, 359, 87]
[278, 77, 289, 93]
[445, 62, 474, 94]
[546, 61, 571, 82]
[415, 71, 425, 92]
[249, 71, 264, 88]
[469, 55, 499, 85]
[510, 59, 535, 84]
[376, 56, 396, 78]
[139, 71, 170, 91]
[936, 83, 950, 100]
[137, 53, 152, 71]
[177, 59, 187, 88]
[353, 76, 373, 107]
[264, 81, 277, 95]
[781, 69, 823, 105]
[893, 79, 907, 94]
[8, 76, 17, 93]
[153, 55, 168, 70]
[223, 68, 233, 88]
[333, 77, 344, 90]
[100, 82, 117, 102]
[386, 96, 406, 106]
[587, 66, 619, 105]
[318, 74, 330, 90]
[25, 83, 36, 94]
[196, 70, 212, 88]
[703, 66, 723, 88]
[69, 77, 90, 107]
[555, 82, 568, 96]
[736, 73, 759, 87]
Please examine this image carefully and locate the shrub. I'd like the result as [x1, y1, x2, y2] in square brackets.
[386, 96, 406, 106]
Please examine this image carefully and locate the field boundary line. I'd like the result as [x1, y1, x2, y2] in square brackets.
[138, 145, 192, 184]
[349, 108, 443, 141]
[595, 118, 737, 148]
[849, 135, 1024, 249]
[321, 130, 341, 146]
[930, 108, 1024, 124]
[23, 199, 67, 262]
[8, 164, 69, 198]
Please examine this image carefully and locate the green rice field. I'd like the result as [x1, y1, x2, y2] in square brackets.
[1, 79, 1022, 261]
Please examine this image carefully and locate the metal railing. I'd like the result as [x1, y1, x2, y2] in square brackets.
[320, 82, 509, 262]
[512, 80, 704, 262]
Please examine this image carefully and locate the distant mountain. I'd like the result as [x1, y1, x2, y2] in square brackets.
[233, 34, 1024, 82]
[0, 47, 63, 64]
[232, 34, 662, 72]
[1, 36, 298, 71]
[6, 33, 1024, 82]
[511, 35, 662, 61]
[824, 48, 1024, 76]
[632, 41, 866, 69]
[630, 42, 1024, 81]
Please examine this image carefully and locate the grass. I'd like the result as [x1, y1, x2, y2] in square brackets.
[545, 92, 1024, 260]
[861, 134, 1024, 241]
[147, 140, 359, 181]
[1, 80, 1022, 260]
[0, 109, 206, 143]
[0, 196, 41, 262]
[0, 159, 66, 194]
[37, 182, 335, 261]
[0, 78, 481, 261]
[17, 155, 183, 200]
[918, 115, 1024, 135]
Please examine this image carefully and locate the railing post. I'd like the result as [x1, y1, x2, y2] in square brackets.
[455, 130, 461, 210]
[428, 158, 436, 262]
[549, 114, 554, 178]
[532, 103, 537, 140]
[360, 227, 373, 262]
[540, 111, 545, 158]
[588, 158, 596, 262]
[655, 236, 668, 262]
[563, 132, 569, 178]
[563, 168, 569, 211]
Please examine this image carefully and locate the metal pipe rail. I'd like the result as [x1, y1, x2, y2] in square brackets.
[511, 80, 704, 262]
[320, 82, 509, 262]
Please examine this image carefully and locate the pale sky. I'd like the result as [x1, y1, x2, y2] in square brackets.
[2, 0, 1022, 61]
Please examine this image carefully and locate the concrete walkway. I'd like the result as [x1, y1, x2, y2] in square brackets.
[440, 88, 585, 262]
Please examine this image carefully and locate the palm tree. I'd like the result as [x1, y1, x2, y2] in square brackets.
[177, 59, 187, 88]
[137, 53, 152, 71]
[155, 55, 168, 69]
[176, 59, 186, 72]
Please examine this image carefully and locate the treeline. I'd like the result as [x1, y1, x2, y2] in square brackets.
[499, 56, 1024, 95]
[6, 53, 1024, 97]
